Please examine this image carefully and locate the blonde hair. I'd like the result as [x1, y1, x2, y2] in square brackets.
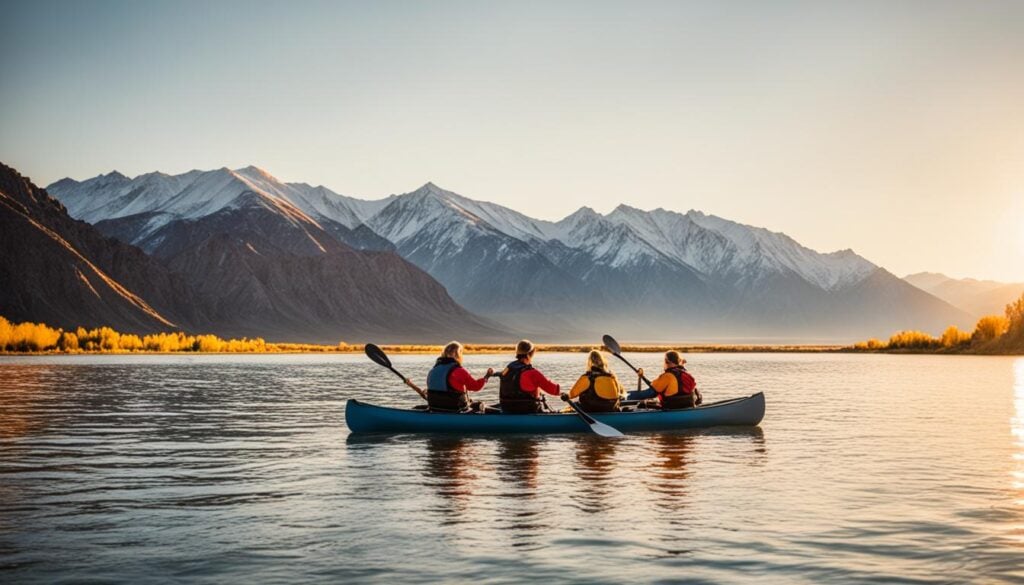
[587, 349, 621, 395]
[515, 339, 535, 359]
[665, 350, 682, 366]
[587, 349, 610, 372]
[442, 341, 463, 363]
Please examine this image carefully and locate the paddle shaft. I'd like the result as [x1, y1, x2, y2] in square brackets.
[391, 366, 427, 400]
[602, 334, 653, 386]
[610, 351, 652, 386]
[365, 344, 427, 401]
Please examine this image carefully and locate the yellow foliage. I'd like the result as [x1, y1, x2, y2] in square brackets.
[0, 317, 275, 354]
[940, 326, 971, 348]
[1, 320, 62, 351]
[852, 338, 885, 350]
[973, 315, 1009, 343]
[0, 316, 11, 349]
[887, 330, 940, 350]
[58, 331, 79, 351]
[1004, 292, 1024, 345]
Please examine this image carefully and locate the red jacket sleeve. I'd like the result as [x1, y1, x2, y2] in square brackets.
[448, 366, 488, 392]
[520, 369, 560, 396]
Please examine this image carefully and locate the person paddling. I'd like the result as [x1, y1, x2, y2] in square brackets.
[425, 341, 494, 412]
[498, 340, 560, 414]
[637, 350, 702, 410]
[566, 350, 624, 412]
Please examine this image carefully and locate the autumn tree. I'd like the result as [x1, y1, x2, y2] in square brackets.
[972, 315, 1009, 344]
[940, 326, 971, 348]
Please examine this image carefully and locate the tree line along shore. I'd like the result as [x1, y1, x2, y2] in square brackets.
[849, 291, 1024, 355]
[1, 291, 1023, 356]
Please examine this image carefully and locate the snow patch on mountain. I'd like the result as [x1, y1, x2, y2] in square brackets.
[49, 166, 879, 292]
[685, 210, 876, 289]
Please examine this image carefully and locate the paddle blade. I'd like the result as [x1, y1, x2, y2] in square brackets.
[563, 395, 625, 438]
[602, 334, 622, 355]
[364, 343, 392, 369]
[590, 419, 625, 438]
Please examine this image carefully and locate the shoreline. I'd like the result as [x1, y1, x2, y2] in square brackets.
[2, 344, 1021, 356]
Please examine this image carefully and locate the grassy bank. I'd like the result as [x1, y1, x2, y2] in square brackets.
[5, 310, 1024, 356]
[850, 293, 1024, 355]
[0, 316, 847, 355]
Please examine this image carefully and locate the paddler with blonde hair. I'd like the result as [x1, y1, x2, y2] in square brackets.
[564, 349, 625, 412]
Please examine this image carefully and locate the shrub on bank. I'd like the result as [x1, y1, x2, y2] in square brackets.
[886, 330, 941, 350]
[940, 326, 971, 348]
[853, 291, 1024, 354]
[0, 316, 302, 353]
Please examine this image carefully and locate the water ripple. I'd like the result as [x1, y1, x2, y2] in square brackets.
[1, 353, 1022, 583]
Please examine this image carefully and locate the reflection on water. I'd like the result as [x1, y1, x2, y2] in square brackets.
[495, 437, 542, 493]
[422, 437, 478, 518]
[2, 353, 1023, 583]
[646, 432, 694, 509]
[1013, 359, 1024, 501]
[1011, 359, 1024, 557]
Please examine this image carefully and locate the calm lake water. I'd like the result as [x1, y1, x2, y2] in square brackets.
[1, 353, 1022, 583]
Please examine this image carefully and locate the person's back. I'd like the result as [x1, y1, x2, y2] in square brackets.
[648, 350, 700, 410]
[498, 339, 560, 414]
[425, 341, 493, 412]
[568, 350, 622, 412]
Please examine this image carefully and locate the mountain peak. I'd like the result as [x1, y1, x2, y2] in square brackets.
[417, 181, 450, 196]
[48, 177, 79, 188]
[234, 165, 279, 181]
[905, 271, 949, 279]
[237, 164, 267, 174]
[612, 203, 643, 214]
[565, 205, 599, 219]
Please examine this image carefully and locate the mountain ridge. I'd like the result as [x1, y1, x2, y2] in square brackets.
[2, 161, 504, 343]
[47, 165, 972, 341]
[904, 272, 1024, 321]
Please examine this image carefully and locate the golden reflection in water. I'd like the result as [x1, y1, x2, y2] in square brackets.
[571, 436, 618, 513]
[646, 432, 695, 512]
[0, 367, 50, 440]
[423, 437, 479, 509]
[1012, 359, 1024, 504]
[494, 437, 541, 492]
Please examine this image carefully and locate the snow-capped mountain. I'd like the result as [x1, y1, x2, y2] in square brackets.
[40, 165, 501, 342]
[48, 166, 392, 252]
[604, 205, 876, 290]
[48, 166, 971, 341]
[366, 183, 588, 321]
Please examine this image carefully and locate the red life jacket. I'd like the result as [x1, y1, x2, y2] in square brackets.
[665, 365, 696, 395]
[499, 360, 541, 414]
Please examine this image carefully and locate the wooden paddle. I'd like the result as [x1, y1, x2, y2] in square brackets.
[560, 393, 624, 438]
[602, 334, 652, 386]
[364, 343, 427, 401]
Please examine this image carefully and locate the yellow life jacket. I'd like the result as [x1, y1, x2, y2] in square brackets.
[583, 371, 621, 400]
[577, 370, 621, 412]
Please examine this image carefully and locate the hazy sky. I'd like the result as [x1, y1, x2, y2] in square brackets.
[2, 0, 1023, 280]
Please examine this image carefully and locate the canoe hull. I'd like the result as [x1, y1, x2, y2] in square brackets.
[345, 392, 765, 435]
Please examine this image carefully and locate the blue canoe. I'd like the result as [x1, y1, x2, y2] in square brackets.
[345, 392, 765, 435]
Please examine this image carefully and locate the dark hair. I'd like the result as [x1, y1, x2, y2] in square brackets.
[665, 350, 682, 365]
